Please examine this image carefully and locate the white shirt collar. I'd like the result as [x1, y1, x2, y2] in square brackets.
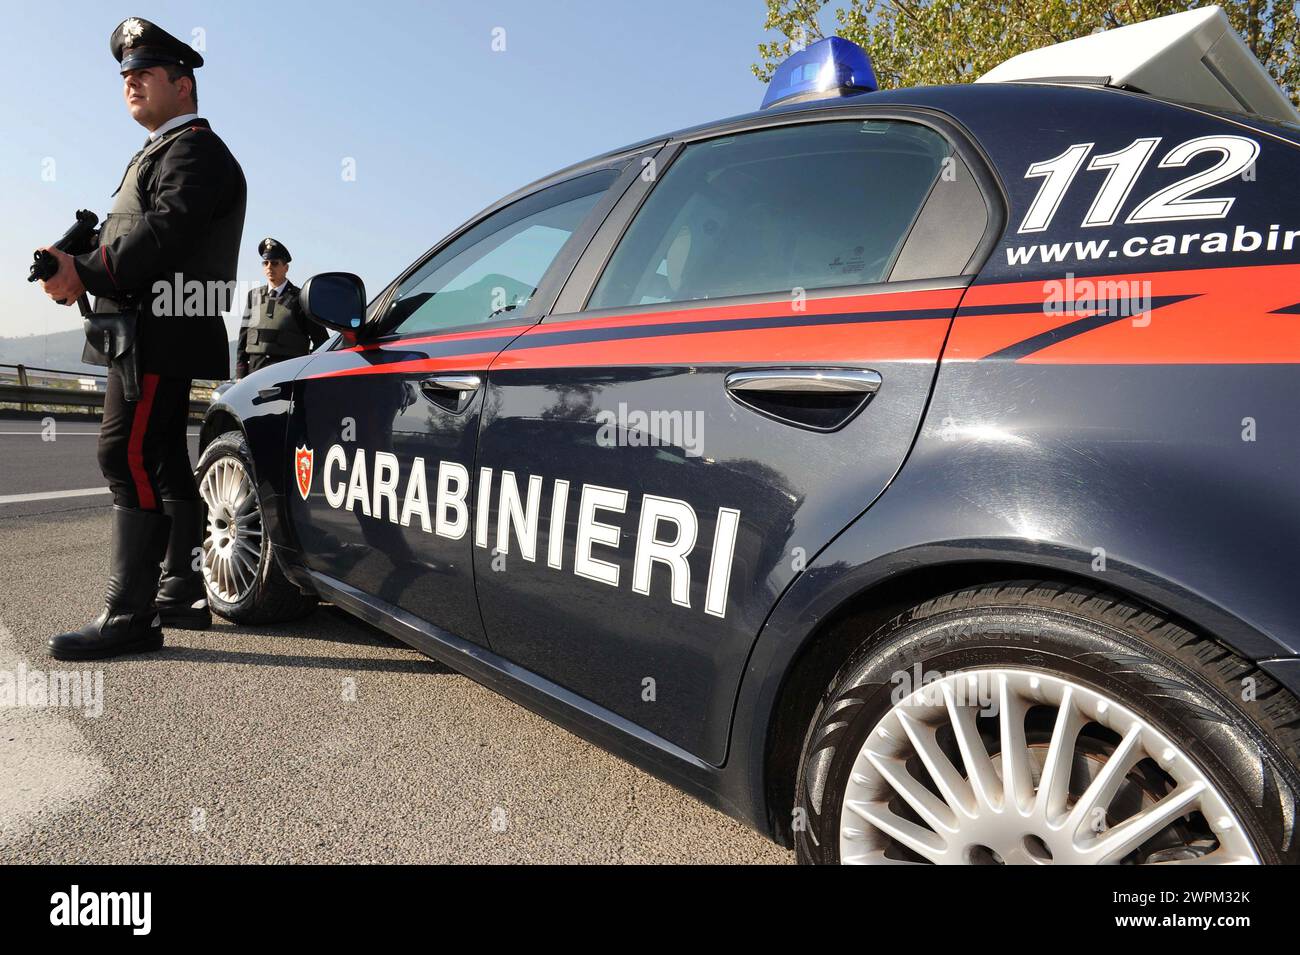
[148, 113, 201, 141]
[269, 280, 289, 296]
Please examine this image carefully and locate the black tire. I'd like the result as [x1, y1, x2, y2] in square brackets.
[794, 581, 1300, 864]
[195, 429, 317, 625]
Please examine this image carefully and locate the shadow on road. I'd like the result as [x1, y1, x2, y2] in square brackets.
[159, 605, 455, 674]
[191, 606, 403, 649]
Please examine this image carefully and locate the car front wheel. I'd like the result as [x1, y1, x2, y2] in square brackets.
[195, 429, 317, 625]
[794, 582, 1300, 864]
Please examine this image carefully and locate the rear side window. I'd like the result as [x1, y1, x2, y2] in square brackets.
[587, 120, 950, 309]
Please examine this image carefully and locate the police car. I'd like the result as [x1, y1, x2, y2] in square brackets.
[199, 7, 1300, 864]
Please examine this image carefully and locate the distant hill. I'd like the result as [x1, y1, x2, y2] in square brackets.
[0, 328, 237, 380]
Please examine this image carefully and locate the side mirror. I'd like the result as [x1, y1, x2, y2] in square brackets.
[301, 272, 367, 343]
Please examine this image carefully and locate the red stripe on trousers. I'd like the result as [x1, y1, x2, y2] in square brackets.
[127, 373, 160, 510]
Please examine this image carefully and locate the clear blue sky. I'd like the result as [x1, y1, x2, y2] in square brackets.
[3, 0, 777, 341]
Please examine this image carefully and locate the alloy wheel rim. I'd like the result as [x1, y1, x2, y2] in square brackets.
[839, 668, 1259, 865]
[199, 455, 263, 605]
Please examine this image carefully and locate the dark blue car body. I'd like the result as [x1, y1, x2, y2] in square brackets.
[203, 80, 1300, 845]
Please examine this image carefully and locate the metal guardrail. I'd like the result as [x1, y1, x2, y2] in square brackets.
[0, 364, 219, 419]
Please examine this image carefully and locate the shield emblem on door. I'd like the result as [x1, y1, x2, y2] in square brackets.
[294, 445, 313, 500]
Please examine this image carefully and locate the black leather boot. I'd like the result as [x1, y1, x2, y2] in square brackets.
[48, 506, 171, 660]
[156, 498, 212, 629]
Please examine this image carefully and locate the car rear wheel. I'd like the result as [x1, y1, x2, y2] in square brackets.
[793, 581, 1300, 864]
[195, 430, 317, 624]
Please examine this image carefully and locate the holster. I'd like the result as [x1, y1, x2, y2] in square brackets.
[84, 310, 141, 402]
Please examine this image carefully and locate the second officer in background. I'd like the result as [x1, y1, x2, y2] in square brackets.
[235, 238, 326, 379]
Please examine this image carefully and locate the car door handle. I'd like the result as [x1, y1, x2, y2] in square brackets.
[419, 374, 482, 413]
[724, 368, 882, 394]
[421, 374, 482, 393]
[724, 368, 881, 431]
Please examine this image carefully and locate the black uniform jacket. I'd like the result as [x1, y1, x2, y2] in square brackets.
[74, 119, 246, 381]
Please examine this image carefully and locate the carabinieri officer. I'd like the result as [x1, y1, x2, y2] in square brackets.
[235, 238, 327, 379]
[38, 17, 246, 659]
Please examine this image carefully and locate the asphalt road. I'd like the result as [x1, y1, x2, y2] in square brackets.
[0, 414, 200, 520]
[0, 415, 787, 864]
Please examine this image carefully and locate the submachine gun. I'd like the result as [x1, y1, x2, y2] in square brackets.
[28, 210, 143, 400]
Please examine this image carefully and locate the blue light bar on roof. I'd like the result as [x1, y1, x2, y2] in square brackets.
[761, 36, 878, 110]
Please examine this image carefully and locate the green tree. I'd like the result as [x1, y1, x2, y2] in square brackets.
[753, 0, 1299, 107]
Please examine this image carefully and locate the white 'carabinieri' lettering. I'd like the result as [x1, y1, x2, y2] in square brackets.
[305, 445, 742, 617]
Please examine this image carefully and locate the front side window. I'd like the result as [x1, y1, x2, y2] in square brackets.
[384, 169, 617, 336]
[588, 121, 950, 310]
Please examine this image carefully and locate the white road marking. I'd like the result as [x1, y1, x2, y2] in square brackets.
[0, 488, 111, 505]
[0, 620, 111, 847]
[0, 431, 200, 436]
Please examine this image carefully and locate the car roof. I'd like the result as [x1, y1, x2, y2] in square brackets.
[599, 81, 1073, 156]
[537, 78, 1300, 190]
[530, 80, 1094, 188]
